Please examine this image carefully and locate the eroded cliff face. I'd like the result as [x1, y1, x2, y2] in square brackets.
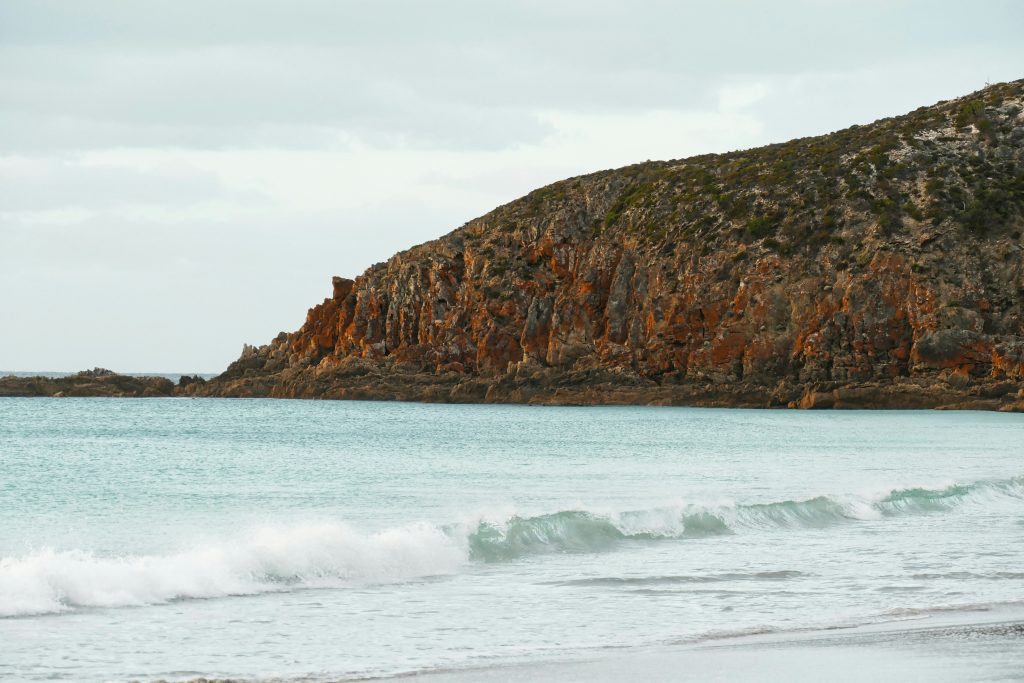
[194, 80, 1024, 409]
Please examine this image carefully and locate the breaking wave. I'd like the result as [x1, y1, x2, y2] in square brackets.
[0, 521, 464, 618]
[2, 476, 1020, 617]
[463, 476, 1023, 561]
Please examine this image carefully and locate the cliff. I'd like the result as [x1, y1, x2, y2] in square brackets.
[113, 81, 1024, 408]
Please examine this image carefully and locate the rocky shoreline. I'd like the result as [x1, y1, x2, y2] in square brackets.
[190, 367, 1024, 411]
[0, 368, 194, 399]
[3, 367, 1023, 411]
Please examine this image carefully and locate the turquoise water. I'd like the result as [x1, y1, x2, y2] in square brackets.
[1, 398, 1023, 681]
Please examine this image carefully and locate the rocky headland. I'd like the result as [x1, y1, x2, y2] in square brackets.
[8, 80, 1024, 409]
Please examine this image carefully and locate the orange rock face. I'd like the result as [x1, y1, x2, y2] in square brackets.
[200, 80, 1024, 409]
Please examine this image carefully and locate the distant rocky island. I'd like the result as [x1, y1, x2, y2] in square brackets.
[5, 80, 1024, 409]
[0, 368, 203, 398]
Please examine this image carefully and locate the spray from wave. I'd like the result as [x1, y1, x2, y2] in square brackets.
[0, 521, 464, 618]
[1, 476, 1020, 617]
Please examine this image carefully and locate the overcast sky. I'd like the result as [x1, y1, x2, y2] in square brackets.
[1, 1, 1022, 373]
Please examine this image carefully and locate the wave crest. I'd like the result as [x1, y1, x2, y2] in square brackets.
[0, 521, 464, 617]
[2, 476, 1020, 616]
[463, 476, 1022, 561]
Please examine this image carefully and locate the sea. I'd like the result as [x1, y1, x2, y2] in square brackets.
[1, 398, 1023, 682]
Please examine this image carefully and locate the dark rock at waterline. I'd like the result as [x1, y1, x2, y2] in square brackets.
[177, 374, 207, 388]
[0, 369, 175, 398]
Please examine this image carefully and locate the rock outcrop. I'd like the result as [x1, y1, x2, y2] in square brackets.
[0, 368, 176, 398]
[24, 81, 1024, 410]
[191, 79, 1024, 409]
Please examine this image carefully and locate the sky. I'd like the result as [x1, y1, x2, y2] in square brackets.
[1, 1, 1022, 373]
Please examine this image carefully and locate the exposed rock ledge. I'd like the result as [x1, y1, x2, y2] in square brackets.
[3, 367, 1024, 411]
[198, 363, 1024, 411]
[0, 368, 177, 398]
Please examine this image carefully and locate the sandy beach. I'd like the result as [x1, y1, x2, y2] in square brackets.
[403, 607, 1024, 683]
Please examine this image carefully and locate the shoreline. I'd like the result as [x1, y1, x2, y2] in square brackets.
[166, 607, 1024, 683]
[363, 607, 1024, 683]
[2, 368, 1024, 411]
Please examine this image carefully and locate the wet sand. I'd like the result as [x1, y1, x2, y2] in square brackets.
[401, 608, 1024, 683]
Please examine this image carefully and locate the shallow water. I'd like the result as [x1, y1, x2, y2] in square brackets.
[1, 398, 1022, 681]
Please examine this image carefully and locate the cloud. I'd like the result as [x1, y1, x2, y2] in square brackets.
[719, 83, 770, 112]
[4, 1, 1020, 154]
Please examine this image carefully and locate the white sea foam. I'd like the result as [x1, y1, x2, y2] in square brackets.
[0, 520, 466, 617]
